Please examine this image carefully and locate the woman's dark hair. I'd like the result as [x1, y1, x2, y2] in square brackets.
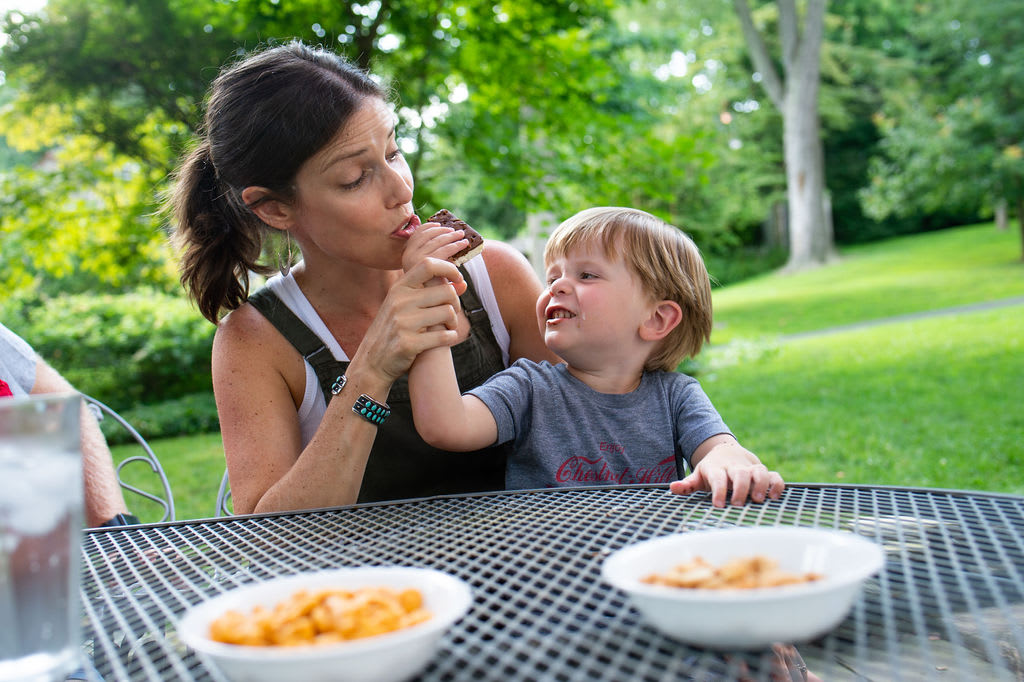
[171, 41, 387, 323]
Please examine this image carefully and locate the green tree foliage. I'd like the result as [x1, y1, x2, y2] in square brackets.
[0, 0, 230, 296]
[0, 103, 180, 296]
[547, 1, 786, 248]
[3, 0, 1015, 313]
[816, 0, 930, 243]
[3, 0, 665, 292]
[859, 0, 1024, 256]
[597, 2, 773, 245]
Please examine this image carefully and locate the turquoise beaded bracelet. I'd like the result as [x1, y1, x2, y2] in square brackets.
[331, 375, 391, 426]
[353, 393, 391, 426]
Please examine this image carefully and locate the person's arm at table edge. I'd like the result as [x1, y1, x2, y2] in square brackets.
[31, 356, 130, 527]
[408, 345, 498, 452]
[669, 434, 785, 508]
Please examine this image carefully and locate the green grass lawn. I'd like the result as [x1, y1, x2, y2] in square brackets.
[704, 221, 1023, 495]
[711, 221, 1024, 344]
[112, 432, 225, 523]
[701, 308, 1023, 494]
[116, 221, 1024, 521]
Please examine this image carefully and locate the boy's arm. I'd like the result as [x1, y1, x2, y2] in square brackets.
[669, 434, 785, 508]
[403, 216, 499, 451]
[408, 345, 499, 452]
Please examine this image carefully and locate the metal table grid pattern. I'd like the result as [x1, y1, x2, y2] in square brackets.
[79, 484, 1024, 681]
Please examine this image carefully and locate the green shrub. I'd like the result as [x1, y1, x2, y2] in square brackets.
[704, 247, 787, 289]
[99, 391, 219, 445]
[11, 289, 215, 412]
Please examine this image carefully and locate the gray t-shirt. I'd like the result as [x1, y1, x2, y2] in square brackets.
[467, 360, 732, 490]
[0, 322, 37, 396]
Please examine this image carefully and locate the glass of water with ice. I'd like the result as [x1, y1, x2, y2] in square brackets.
[0, 393, 84, 681]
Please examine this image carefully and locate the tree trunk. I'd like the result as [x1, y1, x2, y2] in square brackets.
[1015, 176, 1024, 261]
[1017, 197, 1024, 262]
[525, 211, 557, 277]
[782, 66, 831, 269]
[734, 0, 832, 271]
[763, 201, 789, 249]
[995, 198, 1008, 231]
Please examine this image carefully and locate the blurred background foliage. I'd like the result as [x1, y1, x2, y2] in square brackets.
[1, 0, 1021, 433]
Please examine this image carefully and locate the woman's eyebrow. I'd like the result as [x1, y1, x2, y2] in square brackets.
[320, 125, 397, 173]
[320, 146, 368, 173]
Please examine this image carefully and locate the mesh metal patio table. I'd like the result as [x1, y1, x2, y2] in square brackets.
[79, 483, 1024, 681]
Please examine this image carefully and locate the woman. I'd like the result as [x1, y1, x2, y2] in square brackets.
[172, 41, 554, 514]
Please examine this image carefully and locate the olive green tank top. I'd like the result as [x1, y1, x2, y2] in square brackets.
[247, 266, 509, 503]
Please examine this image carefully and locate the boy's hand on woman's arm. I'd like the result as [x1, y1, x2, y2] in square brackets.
[669, 436, 785, 508]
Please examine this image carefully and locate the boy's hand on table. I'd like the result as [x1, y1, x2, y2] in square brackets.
[670, 440, 785, 508]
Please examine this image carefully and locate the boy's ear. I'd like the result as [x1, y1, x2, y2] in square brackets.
[639, 300, 683, 342]
[240, 186, 293, 231]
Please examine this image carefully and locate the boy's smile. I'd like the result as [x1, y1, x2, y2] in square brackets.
[544, 305, 577, 323]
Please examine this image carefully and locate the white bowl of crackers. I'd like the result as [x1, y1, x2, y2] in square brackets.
[601, 527, 884, 650]
[177, 566, 472, 682]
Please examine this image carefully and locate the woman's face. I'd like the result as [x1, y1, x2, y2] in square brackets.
[287, 97, 418, 270]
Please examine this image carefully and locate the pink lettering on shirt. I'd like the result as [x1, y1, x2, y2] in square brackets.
[554, 453, 676, 485]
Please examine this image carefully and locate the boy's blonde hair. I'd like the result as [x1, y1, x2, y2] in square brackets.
[544, 207, 713, 372]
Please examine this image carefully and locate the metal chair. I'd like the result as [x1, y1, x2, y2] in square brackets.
[82, 393, 175, 523]
[215, 467, 232, 517]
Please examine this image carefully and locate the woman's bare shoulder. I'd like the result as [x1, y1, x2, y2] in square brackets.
[215, 302, 281, 348]
[479, 239, 556, 363]
[480, 239, 538, 285]
[213, 303, 301, 382]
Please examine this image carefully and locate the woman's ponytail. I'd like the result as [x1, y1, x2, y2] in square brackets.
[170, 142, 270, 324]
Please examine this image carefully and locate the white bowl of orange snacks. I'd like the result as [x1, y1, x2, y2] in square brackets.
[601, 527, 884, 650]
[177, 566, 472, 682]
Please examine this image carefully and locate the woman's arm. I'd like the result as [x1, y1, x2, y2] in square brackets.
[213, 304, 365, 515]
[481, 242, 560, 364]
[217, 257, 467, 515]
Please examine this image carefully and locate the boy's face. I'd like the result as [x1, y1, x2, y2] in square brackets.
[537, 240, 656, 370]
